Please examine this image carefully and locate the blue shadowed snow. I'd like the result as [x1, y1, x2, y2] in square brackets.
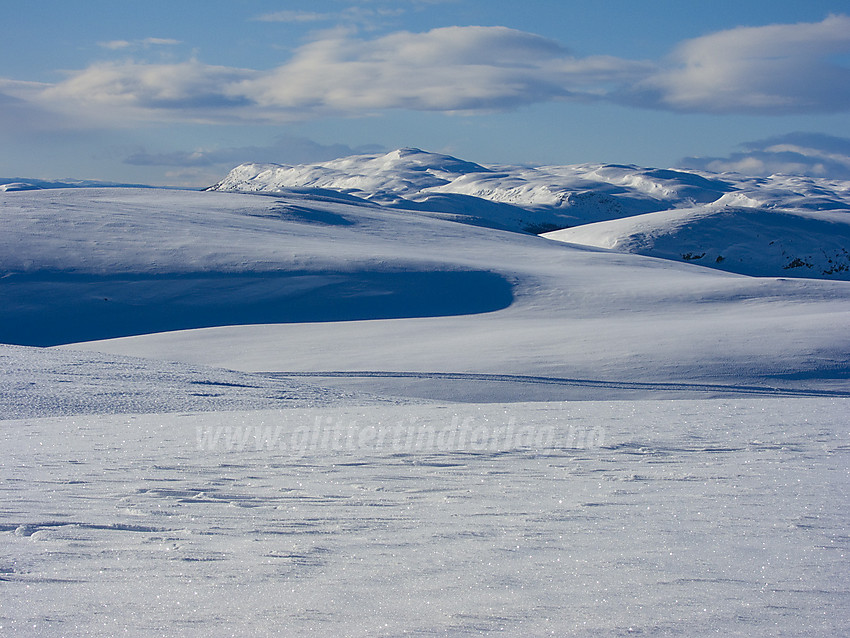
[0, 270, 513, 346]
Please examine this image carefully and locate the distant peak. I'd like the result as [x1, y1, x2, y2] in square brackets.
[394, 147, 426, 156]
[380, 147, 435, 162]
[380, 148, 491, 174]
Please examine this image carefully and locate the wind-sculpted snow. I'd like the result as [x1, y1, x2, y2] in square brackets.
[0, 345, 386, 419]
[0, 188, 513, 346]
[4, 400, 848, 636]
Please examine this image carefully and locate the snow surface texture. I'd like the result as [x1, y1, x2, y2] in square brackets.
[3, 151, 850, 636]
[4, 401, 849, 637]
[211, 148, 850, 279]
[0, 345, 387, 420]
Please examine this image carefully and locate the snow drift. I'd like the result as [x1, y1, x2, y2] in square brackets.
[0, 188, 512, 346]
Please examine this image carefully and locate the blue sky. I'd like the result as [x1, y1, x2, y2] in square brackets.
[2, 0, 849, 186]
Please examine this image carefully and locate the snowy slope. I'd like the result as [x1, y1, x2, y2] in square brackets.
[3, 180, 850, 637]
[543, 203, 850, 279]
[0, 177, 151, 191]
[2, 186, 846, 397]
[0, 187, 515, 345]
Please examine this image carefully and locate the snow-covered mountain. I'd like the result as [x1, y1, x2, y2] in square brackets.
[544, 202, 850, 279]
[211, 147, 850, 215]
[209, 148, 850, 279]
[209, 147, 741, 232]
[0, 177, 152, 191]
[209, 148, 848, 217]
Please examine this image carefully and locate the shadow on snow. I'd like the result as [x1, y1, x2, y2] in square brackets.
[0, 270, 513, 347]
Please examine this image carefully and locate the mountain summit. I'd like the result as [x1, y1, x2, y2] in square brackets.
[208, 148, 850, 278]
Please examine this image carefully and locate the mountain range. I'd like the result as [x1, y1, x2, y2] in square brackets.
[209, 148, 850, 279]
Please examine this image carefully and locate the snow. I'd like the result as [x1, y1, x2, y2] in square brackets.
[0, 344, 386, 420]
[2, 149, 850, 636]
[209, 148, 850, 244]
[4, 401, 848, 636]
[16, 187, 841, 397]
[0, 177, 151, 191]
[543, 205, 850, 279]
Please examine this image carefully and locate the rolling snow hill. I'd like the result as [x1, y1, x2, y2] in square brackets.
[544, 202, 850, 279]
[2, 184, 848, 400]
[3, 156, 850, 637]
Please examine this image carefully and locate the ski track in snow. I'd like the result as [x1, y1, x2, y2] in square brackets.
[265, 370, 850, 399]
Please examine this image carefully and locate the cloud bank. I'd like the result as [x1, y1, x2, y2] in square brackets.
[241, 26, 648, 114]
[680, 133, 850, 179]
[124, 136, 384, 167]
[2, 16, 849, 128]
[632, 14, 850, 114]
[253, 7, 404, 26]
[98, 38, 182, 50]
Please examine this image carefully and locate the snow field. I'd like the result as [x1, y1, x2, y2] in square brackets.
[3, 150, 850, 635]
[3, 400, 848, 636]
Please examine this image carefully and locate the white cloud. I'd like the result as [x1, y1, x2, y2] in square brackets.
[679, 133, 850, 179]
[253, 11, 332, 23]
[35, 60, 258, 125]
[99, 40, 132, 50]
[98, 38, 181, 50]
[12, 26, 646, 125]
[124, 136, 384, 167]
[5, 17, 850, 129]
[632, 14, 850, 114]
[241, 26, 648, 114]
[144, 38, 182, 46]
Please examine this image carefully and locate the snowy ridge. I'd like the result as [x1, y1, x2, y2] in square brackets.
[209, 147, 849, 219]
[210, 148, 850, 277]
[0, 177, 152, 191]
[544, 205, 850, 279]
